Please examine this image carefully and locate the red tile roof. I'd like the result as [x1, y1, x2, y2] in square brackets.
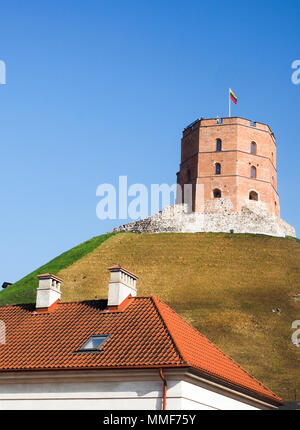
[153, 298, 282, 405]
[0, 296, 281, 405]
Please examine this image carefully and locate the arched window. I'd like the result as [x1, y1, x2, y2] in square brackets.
[249, 191, 258, 201]
[215, 163, 221, 175]
[216, 139, 222, 151]
[251, 141, 257, 155]
[213, 188, 221, 198]
[250, 166, 257, 178]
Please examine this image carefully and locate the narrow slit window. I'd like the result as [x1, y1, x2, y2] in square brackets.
[215, 163, 221, 175]
[251, 166, 257, 178]
[251, 142, 257, 155]
[187, 169, 191, 183]
[216, 139, 222, 151]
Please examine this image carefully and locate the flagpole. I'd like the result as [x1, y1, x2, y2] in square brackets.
[229, 88, 231, 117]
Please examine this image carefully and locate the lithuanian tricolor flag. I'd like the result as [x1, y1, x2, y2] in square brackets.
[230, 89, 237, 104]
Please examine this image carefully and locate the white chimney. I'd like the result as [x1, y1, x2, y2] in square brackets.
[108, 265, 138, 307]
[36, 273, 62, 309]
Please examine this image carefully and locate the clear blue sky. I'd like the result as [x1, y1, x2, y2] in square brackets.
[0, 0, 299, 284]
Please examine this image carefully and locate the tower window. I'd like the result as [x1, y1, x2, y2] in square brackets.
[215, 163, 221, 175]
[187, 169, 191, 182]
[251, 141, 257, 155]
[249, 191, 258, 201]
[216, 139, 222, 151]
[250, 166, 257, 178]
[213, 188, 221, 198]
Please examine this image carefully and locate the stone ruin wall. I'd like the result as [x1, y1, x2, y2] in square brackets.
[112, 199, 296, 238]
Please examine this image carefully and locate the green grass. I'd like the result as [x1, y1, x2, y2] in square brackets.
[0, 232, 116, 306]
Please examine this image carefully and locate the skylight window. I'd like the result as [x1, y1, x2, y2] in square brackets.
[79, 335, 109, 352]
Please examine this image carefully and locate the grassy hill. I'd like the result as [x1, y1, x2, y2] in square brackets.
[0, 232, 115, 306]
[1, 231, 300, 401]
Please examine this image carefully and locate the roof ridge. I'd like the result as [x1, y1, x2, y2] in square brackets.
[58, 298, 107, 304]
[0, 296, 155, 312]
[0, 296, 161, 309]
[0, 302, 34, 308]
[152, 296, 281, 402]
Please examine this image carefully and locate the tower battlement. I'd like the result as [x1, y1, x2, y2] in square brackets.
[183, 117, 274, 136]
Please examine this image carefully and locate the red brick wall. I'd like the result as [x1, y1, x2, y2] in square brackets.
[177, 117, 280, 217]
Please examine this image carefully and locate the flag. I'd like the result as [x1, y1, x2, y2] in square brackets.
[230, 89, 237, 104]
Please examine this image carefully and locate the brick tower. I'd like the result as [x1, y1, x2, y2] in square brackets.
[176, 117, 279, 217]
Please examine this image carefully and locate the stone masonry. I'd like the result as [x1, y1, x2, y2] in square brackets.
[113, 201, 295, 237]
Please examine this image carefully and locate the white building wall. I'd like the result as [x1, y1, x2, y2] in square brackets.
[0, 380, 162, 410]
[179, 380, 258, 410]
[0, 373, 266, 410]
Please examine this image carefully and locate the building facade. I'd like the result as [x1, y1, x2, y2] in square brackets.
[177, 117, 279, 217]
